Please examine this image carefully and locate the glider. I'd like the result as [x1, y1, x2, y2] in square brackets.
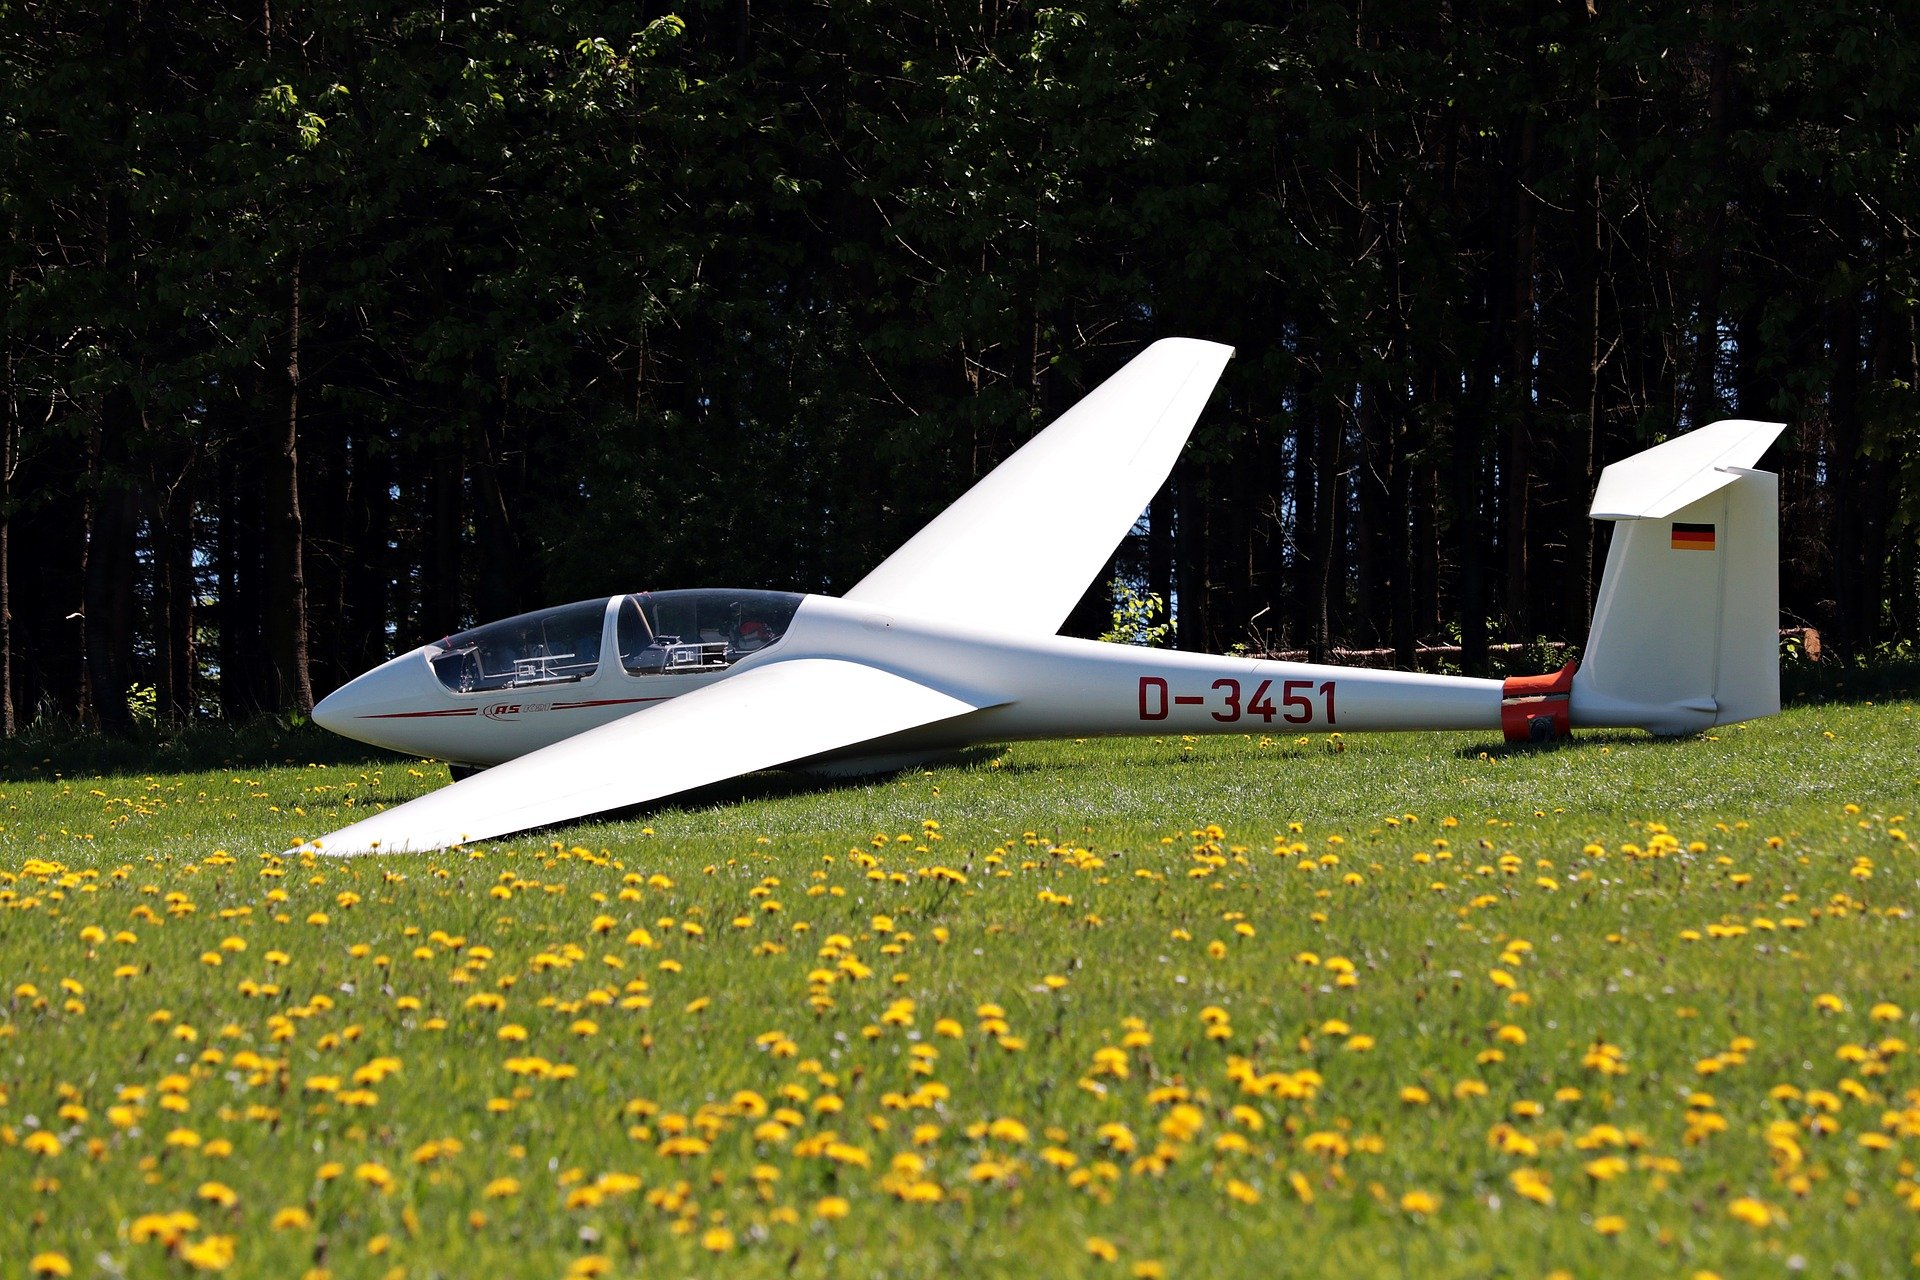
[304, 338, 1784, 855]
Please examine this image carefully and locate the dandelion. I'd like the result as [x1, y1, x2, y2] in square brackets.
[353, 1162, 394, 1192]
[988, 1117, 1031, 1144]
[1085, 1237, 1119, 1262]
[1510, 1168, 1554, 1205]
[1728, 1196, 1781, 1228]
[176, 1235, 236, 1271]
[1584, 1156, 1628, 1181]
[197, 1181, 239, 1208]
[1400, 1190, 1440, 1215]
[29, 1255, 72, 1278]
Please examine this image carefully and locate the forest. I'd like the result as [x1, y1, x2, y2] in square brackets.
[2, 0, 1916, 730]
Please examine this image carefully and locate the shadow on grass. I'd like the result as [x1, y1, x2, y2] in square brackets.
[4, 656, 1911, 787]
[0, 718, 399, 783]
[1447, 657, 1917, 762]
[1783, 656, 1918, 706]
[422, 746, 1008, 847]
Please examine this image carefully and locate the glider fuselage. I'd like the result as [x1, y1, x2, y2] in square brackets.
[316, 593, 1506, 770]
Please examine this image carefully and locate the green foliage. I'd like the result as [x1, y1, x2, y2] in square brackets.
[1100, 577, 1174, 647]
[1, 0, 1917, 725]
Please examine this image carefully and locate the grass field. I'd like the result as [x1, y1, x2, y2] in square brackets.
[2, 686, 1917, 1279]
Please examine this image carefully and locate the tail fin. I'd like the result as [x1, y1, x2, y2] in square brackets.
[1570, 420, 1785, 735]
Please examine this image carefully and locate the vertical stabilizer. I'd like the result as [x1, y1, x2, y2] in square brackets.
[1571, 421, 1784, 735]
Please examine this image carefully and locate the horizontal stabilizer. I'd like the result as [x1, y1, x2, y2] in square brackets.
[300, 659, 996, 855]
[1588, 419, 1785, 520]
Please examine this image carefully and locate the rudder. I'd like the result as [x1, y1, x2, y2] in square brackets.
[1570, 421, 1784, 735]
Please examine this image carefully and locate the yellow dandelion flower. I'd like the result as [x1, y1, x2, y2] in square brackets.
[353, 1162, 393, 1191]
[1399, 1190, 1440, 1215]
[1584, 1156, 1629, 1181]
[197, 1181, 239, 1208]
[1510, 1168, 1554, 1205]
[177, 1235, 235, 1271]
[987, 1117, 1030, 1144]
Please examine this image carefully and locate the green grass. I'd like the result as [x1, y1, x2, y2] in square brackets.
[2, 691, 1918, 1279]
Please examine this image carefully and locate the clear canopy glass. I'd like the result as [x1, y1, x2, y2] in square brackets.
[615, 590, 801, 675]
[427, 590, 803, 692]
[429, 599, 609, 693]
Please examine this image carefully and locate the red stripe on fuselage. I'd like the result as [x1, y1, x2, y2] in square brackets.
[360, 696, 669, 720]
[360, 708, 479, 719]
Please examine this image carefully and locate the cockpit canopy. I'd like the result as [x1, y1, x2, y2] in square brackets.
[428, 590, 802, 693]
[615, 589, 801, 675]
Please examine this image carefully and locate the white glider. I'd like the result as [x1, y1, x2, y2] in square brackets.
[304, 338, 1783, 855]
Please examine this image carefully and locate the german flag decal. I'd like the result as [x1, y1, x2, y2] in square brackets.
[1671, 521, 1717, 551]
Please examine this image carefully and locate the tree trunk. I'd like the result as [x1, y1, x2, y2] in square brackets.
[473, 380, 532, 625]
[83, 393, 140, 732]
[1502, 113, 1539, 636]
[1354, 386, 1391, 647]
[344, 422, 393, 674]
[1147, 481, 1174, 638]
[1685, 7, 1734, 429]
[0, 285, 14, 736]
[149, 465, 195, 723]
[1563, 157, 1602, 638]
[423, 437, 465, 640]
[266, 253, 315, 712]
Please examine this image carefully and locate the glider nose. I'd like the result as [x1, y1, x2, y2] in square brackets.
[311, 649, 440, 746]
[311, 684, 353, 736]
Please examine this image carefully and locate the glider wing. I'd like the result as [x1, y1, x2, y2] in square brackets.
[303, 658, 994, 855]
[845, 337, 1233, 635]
